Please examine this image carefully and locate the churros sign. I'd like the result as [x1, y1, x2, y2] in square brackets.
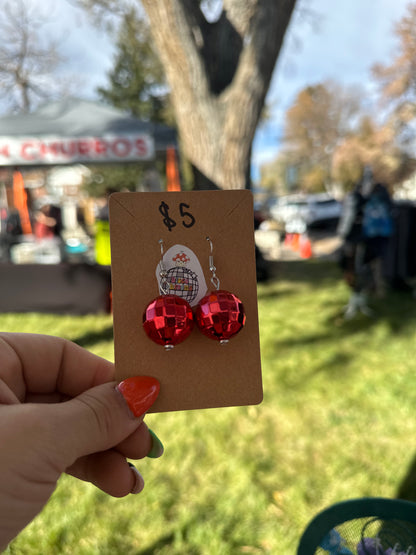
[0, 134, 155, 165]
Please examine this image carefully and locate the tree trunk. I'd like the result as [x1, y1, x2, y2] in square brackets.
[142, 0, 297, 190]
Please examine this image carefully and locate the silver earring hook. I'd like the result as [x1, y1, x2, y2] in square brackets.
[206, 236, 220, 290]
[159, 239, 169, 294]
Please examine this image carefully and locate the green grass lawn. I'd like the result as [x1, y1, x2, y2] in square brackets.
[2, 259, 416, 554]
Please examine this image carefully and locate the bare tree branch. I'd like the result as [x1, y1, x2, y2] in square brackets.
[0, 0, 69, 112]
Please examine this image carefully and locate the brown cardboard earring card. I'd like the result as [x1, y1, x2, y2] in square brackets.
[109, 190, 262, 413]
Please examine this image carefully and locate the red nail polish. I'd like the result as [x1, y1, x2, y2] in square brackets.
[117, 376, 160, 417]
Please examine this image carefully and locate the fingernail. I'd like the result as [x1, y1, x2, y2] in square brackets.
[128, 462, 145, 494]
[147, 429, 164, 459]
[116, 376, 160, 417]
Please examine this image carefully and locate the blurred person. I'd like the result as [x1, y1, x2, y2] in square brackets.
[5, 209, 22, 238]
[361, 181, 394, 297]
[33, 199, 62, 240]
[2, 210, 23, 261]
[0, 333, 163, 551]
[337, 168, 393, 318]
[29, 186, 63, 241]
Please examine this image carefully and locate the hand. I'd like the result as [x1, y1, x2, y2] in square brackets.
[0, 333, 162, 550]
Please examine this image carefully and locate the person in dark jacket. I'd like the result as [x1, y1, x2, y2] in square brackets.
[337, 168, 393, 317]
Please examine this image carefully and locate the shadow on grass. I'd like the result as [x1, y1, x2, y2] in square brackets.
[136, 514, 222, 555]
[263, 259, 341, 285]
[397, 455, 416, 503]
[263, 259, 416, 342]
[328, 290, 416, 337]
[309, 350, 354, 376]
[269, 293, 416, 355]
[70, 325, 114, 348]
[257, 259, 344, 302]
[137, 514, 254, 555]
[257, 284, 299, 301]
[138, 531, 177, 555]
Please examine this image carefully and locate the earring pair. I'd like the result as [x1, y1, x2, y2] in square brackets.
[143, 237, 246, 351]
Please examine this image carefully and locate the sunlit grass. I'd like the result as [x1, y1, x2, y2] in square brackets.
[3, 259, 416, 554]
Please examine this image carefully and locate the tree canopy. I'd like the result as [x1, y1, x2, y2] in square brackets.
[97, 7, 170, 123]
[281, 81, 363, 192]
[372, 1, 416, 149]
[260, 2, 416, 194]
[80, 5, 173, 197]
[332, 116, 413, 190]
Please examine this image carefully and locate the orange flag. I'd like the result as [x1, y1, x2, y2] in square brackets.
[13, 170, 32, 235]
[166, 146, 181, 192]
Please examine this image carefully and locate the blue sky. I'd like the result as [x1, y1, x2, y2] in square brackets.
[24, 0, 414, 180]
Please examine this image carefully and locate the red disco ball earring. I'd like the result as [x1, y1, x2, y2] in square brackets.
[143, 240, 194, 350]
[195, 237, 246, 344]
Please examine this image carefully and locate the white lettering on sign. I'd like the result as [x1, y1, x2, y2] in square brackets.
[0, 134, 155, 165]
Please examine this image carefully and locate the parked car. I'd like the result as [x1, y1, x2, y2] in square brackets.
[270, 193, 342, 230]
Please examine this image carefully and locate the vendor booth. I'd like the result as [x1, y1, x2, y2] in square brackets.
[0, 97, 176, 164]
[0, 98, 177, 314]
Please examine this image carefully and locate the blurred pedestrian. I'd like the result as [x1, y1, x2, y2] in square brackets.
[337, 168, 393, 318]
[34, 199, 62, 240]
[361, 181, 394, 297]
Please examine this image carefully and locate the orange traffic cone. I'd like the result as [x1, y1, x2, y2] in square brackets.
[299, 234, 313, 259]
[291, 233, 300, 251]
[166, 146, 181, 192]
[284, 233, 293, 247]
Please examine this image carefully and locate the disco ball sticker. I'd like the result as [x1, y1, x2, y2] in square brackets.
[155, 244, 207, 307]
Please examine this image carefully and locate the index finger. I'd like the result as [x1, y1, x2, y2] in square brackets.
[0, 333, 114, 402]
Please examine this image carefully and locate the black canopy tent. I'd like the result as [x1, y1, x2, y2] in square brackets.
[0, 98, 177, 314]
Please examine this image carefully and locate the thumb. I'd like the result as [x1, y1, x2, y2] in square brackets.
[52, 376, 160, 469]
